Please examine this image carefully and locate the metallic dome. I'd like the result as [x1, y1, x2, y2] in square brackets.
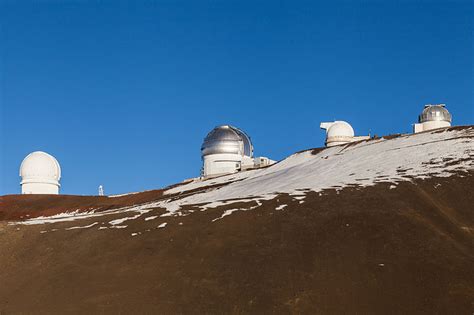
[201, 125, 254, 157]
[419, 104, 452, 123]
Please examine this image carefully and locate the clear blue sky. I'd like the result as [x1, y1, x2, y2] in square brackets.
[1, 0, 473, 196]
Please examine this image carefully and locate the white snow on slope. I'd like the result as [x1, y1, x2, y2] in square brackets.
[108, 191, 142, 198]
[158, 222, 167, 228]
[65, 222, 99, 230]
[145, 216, 158, 221]
[186, 129, 472, 201]
[11, 128, 474, 226]
[139, 128, 472, 215]
[12, 210, 94, 225]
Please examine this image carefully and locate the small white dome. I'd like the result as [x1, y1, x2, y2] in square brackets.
[326, 121, 355, 138]
[320, 121, 356, 147]
[20, 151, 61, 185]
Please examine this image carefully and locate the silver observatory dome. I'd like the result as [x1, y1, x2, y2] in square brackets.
[201, 125, 254, 157]
[419, 104, 452, 123]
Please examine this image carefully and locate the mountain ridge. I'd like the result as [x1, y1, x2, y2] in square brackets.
[0, 126, 473, 314]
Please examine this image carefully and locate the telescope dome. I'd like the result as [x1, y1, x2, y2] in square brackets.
[326, 121, 355, 138]
[419, 104, 452, 123]
[201, 125, 254, 157]
[20, 151, 61, 185]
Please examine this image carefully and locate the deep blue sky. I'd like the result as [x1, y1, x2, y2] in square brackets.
[1, 0, 473, 196]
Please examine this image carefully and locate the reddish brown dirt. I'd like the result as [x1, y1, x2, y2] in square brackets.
[0, 175, 473, 314]
[0, 189, 165, 221]
[0, 179, 238, 221]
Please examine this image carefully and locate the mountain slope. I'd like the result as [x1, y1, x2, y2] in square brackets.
[0, 126, 473, 314]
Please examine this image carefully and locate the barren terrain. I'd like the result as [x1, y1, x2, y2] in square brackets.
[1, 126, 473, 314]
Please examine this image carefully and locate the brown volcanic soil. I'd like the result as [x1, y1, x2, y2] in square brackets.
[0, 189, 165, 221]
[0, 179, 233, 221]
[0, 175, 473, 314]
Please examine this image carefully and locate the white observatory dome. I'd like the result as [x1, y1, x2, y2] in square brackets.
[19, 151, 61, 194]
[201, 125, 254, 158]
[326, 121, 355, 138]
[419, 104, 452, 123]
[320, 121, 355, 147]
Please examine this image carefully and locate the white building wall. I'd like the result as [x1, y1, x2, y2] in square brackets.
[21, 182, 59, 194]
[203, 155, 277, 178]
[240, 156, 255, 170]
[326, 135, 356, 147]
[413, 123, 424, 133]
[414, 121, 451, 133]
[253, 157, 276, 168]
[202, 153, 242, 178]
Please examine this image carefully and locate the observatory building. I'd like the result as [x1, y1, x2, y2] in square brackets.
[201, 125, 275, 178]
[413, 104, 452, 133]
[19, 151, 61, 194]
[320, 121, 370, 147]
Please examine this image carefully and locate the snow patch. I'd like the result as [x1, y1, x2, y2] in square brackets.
[65, 222, 99, 230]
[212, 209, 240, 222]
[144, 216, 158, 221]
